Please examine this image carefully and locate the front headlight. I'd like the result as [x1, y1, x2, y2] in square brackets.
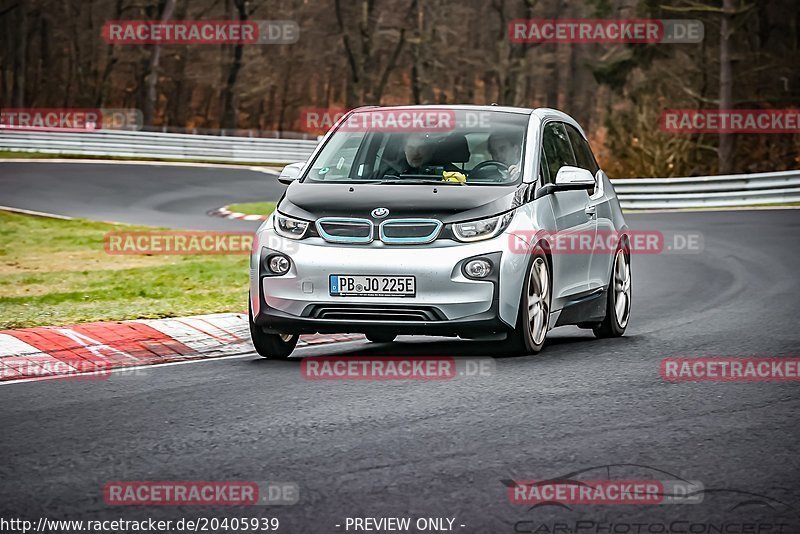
[452, 211, 514, 242]
[273, 212, 309, 239]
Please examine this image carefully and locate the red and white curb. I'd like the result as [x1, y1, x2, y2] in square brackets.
[0, 313, 363, 383]
[208, 206, 269, 221]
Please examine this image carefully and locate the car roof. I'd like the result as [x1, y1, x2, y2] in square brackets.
[352, 104, 534, 115]
[532, 108, 588, 138]
[351, 105, 587, 138]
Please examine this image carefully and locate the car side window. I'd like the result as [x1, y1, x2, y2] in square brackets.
[541, 121, 576, 181]
[565, 124, 600, 175]
[539, 151, 551, 185]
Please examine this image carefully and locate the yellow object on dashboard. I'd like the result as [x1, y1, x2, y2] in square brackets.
[442, 171, 467, 183]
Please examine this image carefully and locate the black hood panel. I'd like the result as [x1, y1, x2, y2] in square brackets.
[278, 183, 529, 223]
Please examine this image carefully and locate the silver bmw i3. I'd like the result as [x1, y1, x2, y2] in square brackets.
[249, 105, 631, 358]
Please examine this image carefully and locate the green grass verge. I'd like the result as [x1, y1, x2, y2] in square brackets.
[226, 202, 277, 216]
[0, 211, 249, 329]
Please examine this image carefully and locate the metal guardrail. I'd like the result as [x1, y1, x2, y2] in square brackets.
[611, 170, 800, 209]
[1, 129, 798, 209]
[0, 128, 318, 164]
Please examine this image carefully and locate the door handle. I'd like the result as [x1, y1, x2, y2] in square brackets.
[584, 205, 596, 217]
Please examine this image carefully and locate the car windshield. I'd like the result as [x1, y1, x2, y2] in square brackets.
[304, 108, 528, 185]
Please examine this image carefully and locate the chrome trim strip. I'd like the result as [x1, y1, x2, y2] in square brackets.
[379, 218, 443, 244]
[316, 217, 374, 244]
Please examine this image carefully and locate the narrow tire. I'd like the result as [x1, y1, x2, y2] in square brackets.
[503, 245, 551, 355]
[593, 246, 631, 339]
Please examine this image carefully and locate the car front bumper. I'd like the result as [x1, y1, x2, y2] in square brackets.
[250, 228, 531, 336]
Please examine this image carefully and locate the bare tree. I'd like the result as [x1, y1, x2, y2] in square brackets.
[3, 0, 796, 175]
[333, 0, 414, 106]
[718, 0, 734, 173]
[220, 0, 249, 130]
[491, 0, 539, 106]
[144, 0, 177, 125]
[11, 0, 28, 107]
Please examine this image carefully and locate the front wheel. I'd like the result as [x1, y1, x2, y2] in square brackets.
[503, 245, 551, 354]
[248, 304, 298, 359]
[593, 246, 631, 338]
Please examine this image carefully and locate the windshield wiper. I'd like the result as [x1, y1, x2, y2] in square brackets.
[378, 179, 465, 185]
[308, 179, 383, 184]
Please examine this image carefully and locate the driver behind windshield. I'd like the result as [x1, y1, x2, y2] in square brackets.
[383, 133, 461, 178]
[487, 130, 522, 180]
[403, 133, 435, 171]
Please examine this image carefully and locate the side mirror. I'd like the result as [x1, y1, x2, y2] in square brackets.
[534, 165, 596, 199]
[278, 162, 304, 185]
[554, 166, 595, 190]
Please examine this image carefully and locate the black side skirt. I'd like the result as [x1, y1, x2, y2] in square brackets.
[554, 287, 607, 327]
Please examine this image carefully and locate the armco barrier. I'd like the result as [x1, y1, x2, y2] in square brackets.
[0, 128, 318, 164]
[1, 128, 798, 209]
[610, 170, 800, 209]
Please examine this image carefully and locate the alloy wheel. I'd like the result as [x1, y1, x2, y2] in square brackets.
[613, 249, 631, 328]
[527, 257, 550, 345]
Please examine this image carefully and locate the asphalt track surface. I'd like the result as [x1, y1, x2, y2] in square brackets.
[1, 161, 800, 532]
[0, 161, 283, 230]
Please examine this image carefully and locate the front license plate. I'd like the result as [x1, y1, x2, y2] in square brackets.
[330, 275, 416, 297]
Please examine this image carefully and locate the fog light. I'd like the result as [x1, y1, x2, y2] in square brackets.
[464, 259, 492, 279]
[268, 254, 291, 275]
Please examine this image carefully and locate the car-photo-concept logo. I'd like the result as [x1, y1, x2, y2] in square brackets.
[505, 464, 799, 533]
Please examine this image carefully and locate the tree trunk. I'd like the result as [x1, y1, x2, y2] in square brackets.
[220, 0, 248, 130]
[410, 0, 433, 104]
[96, 0, 124, 106]
[718, 0, 735, 174]
[143, 0, 177, 126]
[11, 0, 28, 107]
